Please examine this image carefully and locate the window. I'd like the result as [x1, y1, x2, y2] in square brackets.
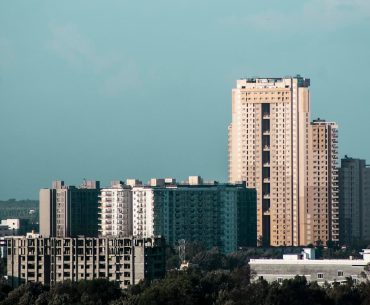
[338, 271, 343, 277]
[317, 273, 324, 279]
[277, 277, 283, 283]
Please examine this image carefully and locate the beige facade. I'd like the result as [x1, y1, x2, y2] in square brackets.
[228, 76, 310, 246]
[306, 120, 339, 245]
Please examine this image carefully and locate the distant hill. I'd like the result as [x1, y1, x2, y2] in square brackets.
[0, 199, 39, 223]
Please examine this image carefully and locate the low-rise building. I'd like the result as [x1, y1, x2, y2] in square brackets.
[1, 219, 21, 235]
[6, 236, 165, 289]
[0, 225, 14, 237]
[250, 248, 370, 285]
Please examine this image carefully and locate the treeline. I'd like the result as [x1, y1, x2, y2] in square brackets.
[1, 244, 370, 305]
[165, 242, 365, 271]
[2, 271, 370, 305]
[0, 199, 38, 223]
[0, 242, 369, 304]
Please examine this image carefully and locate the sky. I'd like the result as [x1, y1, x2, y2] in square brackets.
[0, 0, 370, 199]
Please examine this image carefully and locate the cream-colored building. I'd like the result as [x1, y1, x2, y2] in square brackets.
[228, 76, 310, 246]
[306, 120, 339, 245]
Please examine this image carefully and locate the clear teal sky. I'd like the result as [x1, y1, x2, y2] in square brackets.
[1, 0, 370, 199]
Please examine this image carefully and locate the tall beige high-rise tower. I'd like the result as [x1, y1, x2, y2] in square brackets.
[306, 120, 339, 245]
[228, 76, 310, 246]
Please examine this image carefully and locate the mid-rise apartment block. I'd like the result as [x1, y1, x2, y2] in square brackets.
[131, 176, 257, 253]
[39, 180, 100, 238]
[339, 157, 370, 245]
[99, 181, 133, 237]
[6, 236, 165, 289]
[228, 76, 310, 246]
[306, 120, 339, 245]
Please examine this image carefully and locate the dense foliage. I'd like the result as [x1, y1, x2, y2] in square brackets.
[3, 272, 370, 305]
[0, 199, 39, 224]
[2, 245, 370, 305]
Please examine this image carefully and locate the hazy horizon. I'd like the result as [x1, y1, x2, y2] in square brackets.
[1, 0, 370, 199]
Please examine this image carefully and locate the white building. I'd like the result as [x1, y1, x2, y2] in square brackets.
[99, 181, 133, 237]
[0, 225, 14, 237]
[250, 248, 370, 285]
[1, 219, 21, 233]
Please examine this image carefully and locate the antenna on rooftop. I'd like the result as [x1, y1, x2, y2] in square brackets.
[178, 239, 186, 263]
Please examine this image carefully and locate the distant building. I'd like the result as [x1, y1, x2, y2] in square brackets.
[39, 180, 100, 238]
[228, 76, 311, 246]
[6, 236, 165, 289]
[132, 176, 257, 253]
[339, 157, 370, 246]
[250, 248, 370, 285]
[1, 219, 21, 233]
[306, 120, 339, 245]
[0, 223, 18, 258]
[0, 218, 38, 236]
[1, 231, 40, 259]
[0, 225, 15, 237]
[99, 181, 133, 237]
[0, 219, 22, 258]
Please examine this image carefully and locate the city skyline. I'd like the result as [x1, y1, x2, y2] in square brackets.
[1, 1, 370, 199]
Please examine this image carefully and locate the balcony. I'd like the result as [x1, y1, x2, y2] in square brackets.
[263, 194, 270, 199]
[263, 162, 270, 167]
[263, 130, 270, 136]
[262, 113, 270, 119]
[263, 145, 270, 151]
[263, 178, 270, 183]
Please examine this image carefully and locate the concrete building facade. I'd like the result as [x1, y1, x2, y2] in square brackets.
[339, 157, 370, 246]
[228, 76, 311, 246]
[306, 120, 339, 245]
[6, 236, 165, 289]
[39, 180, 100, 238]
